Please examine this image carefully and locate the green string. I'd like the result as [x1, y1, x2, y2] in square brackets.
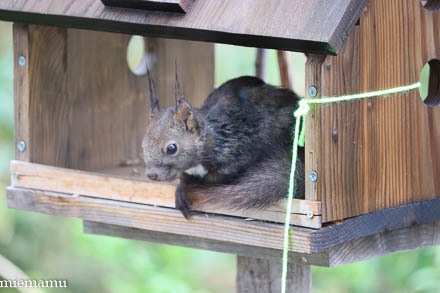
[280, 82, 421, 293]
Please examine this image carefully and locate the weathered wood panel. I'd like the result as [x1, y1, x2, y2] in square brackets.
[13, 24, 213, 170]
[310, 197, 440, 253]
[84, 220, 440, 267]
[0, 0, 368, 54]
[83, 221, 330, 267]
[328, 220, 440, 267]
[7, 186, 440, 255]
[11, 160, 322, 228]
[304, 54, 326, 202]
[308, 0, 440, 222]
[237, 256, 311, 293]
[6, 187, 314, 254]
[13, 24, 30, 162]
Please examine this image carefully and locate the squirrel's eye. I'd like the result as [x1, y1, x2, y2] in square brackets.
[166, 143, 178, 155]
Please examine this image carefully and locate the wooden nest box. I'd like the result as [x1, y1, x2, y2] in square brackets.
[1, 0, 440, 290]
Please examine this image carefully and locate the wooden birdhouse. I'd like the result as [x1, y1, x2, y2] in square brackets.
[1, 0, 440, 291]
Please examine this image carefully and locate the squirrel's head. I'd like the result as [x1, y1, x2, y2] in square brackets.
[142, 70, 204, 182]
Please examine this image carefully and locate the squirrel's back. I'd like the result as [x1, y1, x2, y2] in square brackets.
[200, 76, 300, 179]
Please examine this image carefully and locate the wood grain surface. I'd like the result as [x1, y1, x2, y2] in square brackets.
[306, 0, 440, 222]
[0, 0, 367, 54]
[10, 160, 323, 228]
[83, 221, 331, 266]
[13, 24, 213, 171]
[237, 256, 311, 293]
[6, 187, 314, 254]
[84, 219, 440, 267]
[7, 186, 440, 257]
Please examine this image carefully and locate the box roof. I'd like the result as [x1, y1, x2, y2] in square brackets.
[0, 0, 367, 54]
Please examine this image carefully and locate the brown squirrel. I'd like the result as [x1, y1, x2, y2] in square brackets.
[142, 71, 305, 219]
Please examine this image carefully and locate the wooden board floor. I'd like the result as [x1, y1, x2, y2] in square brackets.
[10, 160, 323, 229]
[6, 183, 440, 264]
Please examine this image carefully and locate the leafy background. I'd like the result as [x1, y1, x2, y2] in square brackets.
[0, 21, 439, 293]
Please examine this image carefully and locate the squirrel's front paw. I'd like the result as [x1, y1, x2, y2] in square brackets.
[175, 187, 193, 220]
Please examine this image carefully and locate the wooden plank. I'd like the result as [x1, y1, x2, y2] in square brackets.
[6, 187, 314, 254]
[304, 54, 326, 202]
[328, 220, 440, 267]
[8, 187, 440, 258]
[13, 25, 69, 166]
[0, 0, 368, 54]
[101, 0, 194, 13]
[84, 220, 440, 268]
[316, 0, 440, 222]
[83, 221, 331, 267]
[10, 160, 322, 228]
[311, 197, 440, 253]
[100, 165, 322, 216]
[13, 24, 30, 162]
[320, 27, 361, 221]
[236, 256, 311, 293]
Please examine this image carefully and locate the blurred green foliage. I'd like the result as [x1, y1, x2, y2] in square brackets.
[0, 22, 439, 293]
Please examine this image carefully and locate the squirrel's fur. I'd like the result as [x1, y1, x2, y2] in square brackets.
[142, 74, 305, 218]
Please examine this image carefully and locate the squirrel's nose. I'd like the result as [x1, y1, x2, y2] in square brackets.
[146, 172, 158, 181]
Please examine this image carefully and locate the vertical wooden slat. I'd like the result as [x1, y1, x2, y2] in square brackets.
[13, 24, 68, 165]
[320, 27, 361, 222]
[13, 23, 30, 162]
[305, 54, 326, 203]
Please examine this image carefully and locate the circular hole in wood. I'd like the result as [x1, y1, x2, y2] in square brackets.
[419, 59, 440, 107]
[127, 35, 148, 76]
[421, 0, 440, 10]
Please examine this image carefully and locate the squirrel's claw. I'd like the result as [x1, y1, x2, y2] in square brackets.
[175, 185, 193, 220]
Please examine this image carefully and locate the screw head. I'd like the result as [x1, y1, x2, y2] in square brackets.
[306, 211, 314, 219]
[12, 173, 20, 180]
[17, 140, 26, 152]
[309, 171, 318, 182]
[18, 56, 26, 67]
[308, 86, 318, 97]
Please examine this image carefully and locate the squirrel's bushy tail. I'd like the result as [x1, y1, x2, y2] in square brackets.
[189, 148, 305, 211]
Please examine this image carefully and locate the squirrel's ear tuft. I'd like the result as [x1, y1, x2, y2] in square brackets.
[147, 67, 160, 116]
[174, 69, 192, 110]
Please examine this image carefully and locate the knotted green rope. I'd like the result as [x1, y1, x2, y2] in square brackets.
[281, 82, 421, 293]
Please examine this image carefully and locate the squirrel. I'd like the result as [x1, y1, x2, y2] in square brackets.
[142, 71, 305, 219]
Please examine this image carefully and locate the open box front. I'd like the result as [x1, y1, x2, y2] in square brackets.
[6, 0, 440, 266]
[8, 23, 325, 257]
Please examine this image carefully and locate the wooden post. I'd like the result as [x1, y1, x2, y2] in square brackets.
[255, 48, 267, 81]
[237, 256, 311, 293]
[277, 51, 294, 89]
